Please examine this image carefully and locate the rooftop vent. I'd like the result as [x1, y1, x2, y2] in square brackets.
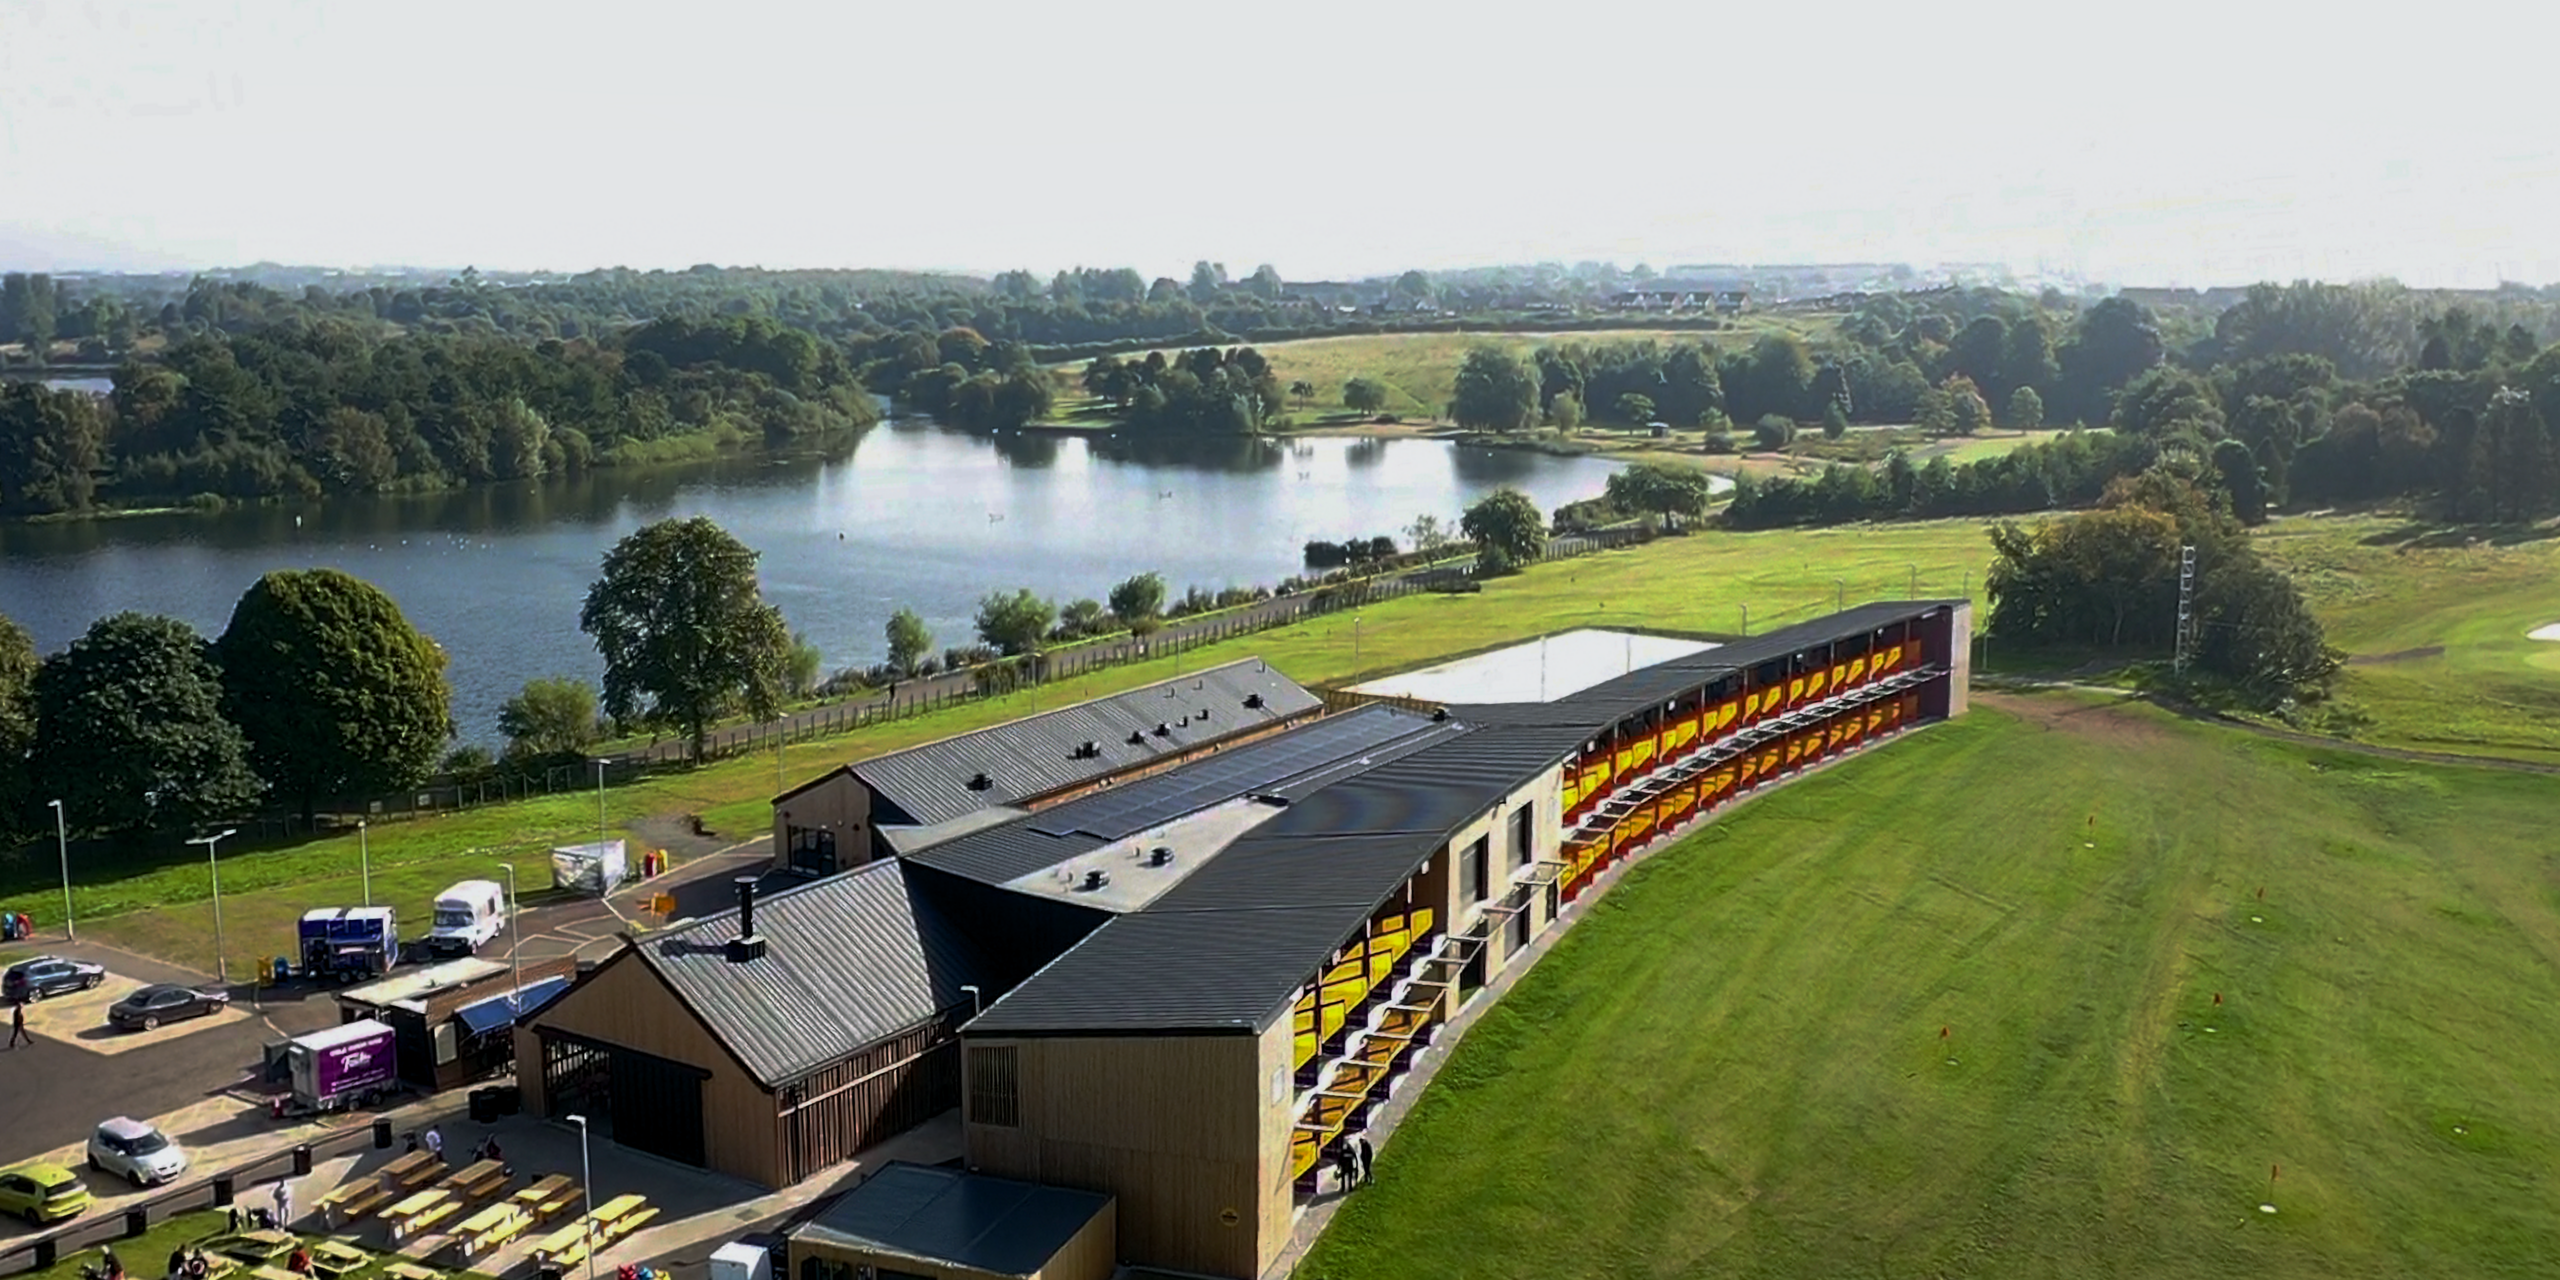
[1178, 714, 1191, 727]
[1244, 693, 1265, 709]
[1073, 741, 1100, 760]
[1155, 722, 1172, 737]
[1433, 707, 1450, 721]
[1079, 868, 1112, 892]
[725, 875, 766, 963]
[1148, 846, 1175, 868]
[967, 771, 993, 791]
[1197, 707, 1209, 721]
[1127, 730, 1147, 746]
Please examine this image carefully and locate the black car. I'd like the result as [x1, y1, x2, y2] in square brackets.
[106, 984, 230, 1031]
[1, 957, 106, 1002]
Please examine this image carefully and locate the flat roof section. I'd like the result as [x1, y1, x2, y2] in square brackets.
[1349, 629, 1717, 705]
[1000, 794, 1291, 913]
[794, 1161, 1111, 1278]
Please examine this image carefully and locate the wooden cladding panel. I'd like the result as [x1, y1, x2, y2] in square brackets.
[523, 951, 777, 1185]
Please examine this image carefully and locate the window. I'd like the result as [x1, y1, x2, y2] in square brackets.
[1464, 836, 1491, 904]
[788, 826, 838, 877]
[968, 1046, 1019, 1127]
[1510, 802, 1534, 867]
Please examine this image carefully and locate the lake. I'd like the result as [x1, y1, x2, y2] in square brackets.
[0, 425, 1624, 742]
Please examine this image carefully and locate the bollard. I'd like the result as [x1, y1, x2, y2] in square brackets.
[126, 1207, 149, 1238]
[293, 1144, 313, 1177]
[213, 1174, 235, 1206]
[373, 1118, 393, 1149]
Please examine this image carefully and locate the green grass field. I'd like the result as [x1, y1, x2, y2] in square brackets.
[2256, 512, 2560, 762]
[1299, 694, 2560, 1278]
[20, 1211, 493, 1280]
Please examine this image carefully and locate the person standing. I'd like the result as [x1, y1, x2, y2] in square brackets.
[1353, 1133, 1376, 1186]
[270, 1178, 293, 1229]
[7, 1000, 28, 1049]
[422, 1125, 444, 1162]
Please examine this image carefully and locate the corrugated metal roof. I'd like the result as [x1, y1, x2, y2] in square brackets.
[636, 861, 992, 1087]
[968, 906, 1374, 1036]
[908, 704, 1448, 889]
[845, 659, 1320, 825]
[794, 1162, 1111, 1276]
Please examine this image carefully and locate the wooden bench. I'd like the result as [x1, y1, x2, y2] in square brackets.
[449, 1203, 533, 1262]
[399, 1197, 468, 1241]
[319, 1185, 393, 1229]
[377, 1152, 445, 1193]
[383, 1190, 452, 1243]
[511, 1176, 581, 1223]
[306, 1242, 371, 1280]
[382, 1263, 442, 1280]
[443, 1160, 508, 1201]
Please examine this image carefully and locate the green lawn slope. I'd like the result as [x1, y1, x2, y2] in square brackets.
[1300, 694, 2560, 1279]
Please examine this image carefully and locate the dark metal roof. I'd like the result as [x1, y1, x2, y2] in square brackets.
[970, 724, 1586, 1036]
[907, 704, 1450, 889]
[454, 975, 574, 1037]
[794, 1162, 1111, 1277]
[1449, 601, 1961, 734]
[832, 659, 1320, 825]
[635, 862, 992, 1087]
[967, 906, 1375, 1036]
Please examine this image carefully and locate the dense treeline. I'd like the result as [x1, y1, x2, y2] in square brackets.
[1078, 347, 1287, 433]
[0, 314, 877, 513]
[1987, 467, 2339, 706]
[1726, 431, 2157, 527]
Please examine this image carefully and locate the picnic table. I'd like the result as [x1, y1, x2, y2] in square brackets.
[215, 1232, 295, 1264]
[510, 1174, 581, 1222]
[450, 1201, 534, 1261]
[316, 1178, 395, 1229]
[444, 1160, 509, 1200]
[306, 1241, 371, 1280]
[252, 1266, 303, 1280]
[531, 1195, 657, 1270]
[377, 1150, 445, 1192]
[382, 1188, 454, 1242]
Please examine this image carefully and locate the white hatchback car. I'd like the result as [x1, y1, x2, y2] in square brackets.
[85, 1118, 186, 1186]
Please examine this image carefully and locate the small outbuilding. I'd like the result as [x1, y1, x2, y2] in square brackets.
[787, 1162, 1114, 1280]
[334, 955, 576, 1091]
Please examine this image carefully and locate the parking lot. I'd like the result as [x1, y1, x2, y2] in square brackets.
[16, 973, 256, 1056]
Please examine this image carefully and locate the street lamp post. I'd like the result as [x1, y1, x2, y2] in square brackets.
[49, 800, 72, 941]
[565, 1115, 598, 1280]
[1353, 615, 1361, 670]
[187, 828, 239, 983]
[358, 820, 372, 908]
[497, 861, 520, 1013]
[593, 760, 608, 853]
[961, 984, 981, 1018]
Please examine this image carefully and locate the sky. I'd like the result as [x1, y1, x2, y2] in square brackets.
[3, 0, 2557, 287]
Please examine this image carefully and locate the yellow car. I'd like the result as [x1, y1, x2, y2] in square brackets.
[0, 1163, 94, 1224]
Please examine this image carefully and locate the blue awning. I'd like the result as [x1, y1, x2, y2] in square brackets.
[454, 976, 572, 1037]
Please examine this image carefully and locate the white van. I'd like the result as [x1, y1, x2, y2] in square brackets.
[426, 879, 508, 956]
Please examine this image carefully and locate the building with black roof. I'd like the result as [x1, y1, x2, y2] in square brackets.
[787, 1161, 1116, 1280]
[769, 659, 1321, 877]
[515, 601, 1970, 1277]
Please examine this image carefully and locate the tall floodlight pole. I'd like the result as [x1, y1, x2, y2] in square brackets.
[594, 760, 608, 853]
[2173, 544, 2199, 676]
[358, 820, 372, 907]
[50, 800, 73, 940]
[566, 1115, 598, 1280]
[187, 828, 239, 983]
[497, 861, 521, 1012]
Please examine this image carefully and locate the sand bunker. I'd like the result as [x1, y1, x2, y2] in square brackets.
[2531, 623, 2560, 642]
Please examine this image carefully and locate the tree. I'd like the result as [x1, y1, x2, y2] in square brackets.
[1914, 386, 1955, 435]
[1946, 377, 1991, 436]
[1546, 392, 1584, 429]
[1753, 415, 1796, 450]
[1614, 393, 1656, 426]
[214, 569, 452, 818]
[1108, 572, 1168, 632]
[1288, 380, 1315, 409]
[0, 613, 32, 838]
[886, 608, 933, 676]
[2212, 438, 2269, 525]
[1461, 487, 1547, 575]
[1404, 514, 1455, 559]
[1450, 349, 1538, 431]
[786, 631, 824, 697]
[1605, 463, 1718, 517]
[1821, 401, 1850, 439]
[1056, 599, 1108, 639]
[2006, 385, 2045, 431]
[580, 516, 791, 761]
[1342, 378, 1390, 415]
[35, 613, 262, 832]
[497, 676, 600, 759]
[1187, 261, 1227, 304]
[975, 589, 1057, 656]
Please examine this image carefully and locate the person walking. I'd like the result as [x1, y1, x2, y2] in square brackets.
[422, 1125, 444, 1162]
[1353, 1133, 1376, 1186]
[6, 1000, 28, 1049]
[270, 1178, 293, 1230]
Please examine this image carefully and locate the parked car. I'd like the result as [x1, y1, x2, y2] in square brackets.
[0, 1163, 93, 1224]
[1, 956, 105, 1002]
[106, 984, 231, 1031]
[85, 1117, 186, 1186]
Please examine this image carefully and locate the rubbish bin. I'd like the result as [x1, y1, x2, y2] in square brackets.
[293, 1145, 313, 1177]
[213, 1174, 235, 1207]
[496, 1085, 522, 1115]
[33, 1240, 54, 1269]
[469, 1089, 498, 1124]
[373, 1118, 394, 1149]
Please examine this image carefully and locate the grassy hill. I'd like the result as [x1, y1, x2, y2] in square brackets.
[1300, 693, 2560, 1278]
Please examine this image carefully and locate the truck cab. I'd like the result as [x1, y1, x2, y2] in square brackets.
[426, 880, 508, 957]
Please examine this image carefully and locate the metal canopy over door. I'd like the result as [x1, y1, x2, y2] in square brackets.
[609, 1043, 709, 1168]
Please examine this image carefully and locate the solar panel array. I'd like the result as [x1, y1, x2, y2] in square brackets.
[1028, 706, 1446, 842]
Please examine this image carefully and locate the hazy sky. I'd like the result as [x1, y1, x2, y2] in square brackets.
[3, 0, 2555, 286]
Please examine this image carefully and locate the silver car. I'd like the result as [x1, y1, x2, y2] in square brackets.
[85, 1118, 186, 1186]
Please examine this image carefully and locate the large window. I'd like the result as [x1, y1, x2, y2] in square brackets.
[1510, 802, 1534, 867]
[968, 1046, 1019, 1128]
[787, 826, 838, 877]
[1464, 836, 1491, 904]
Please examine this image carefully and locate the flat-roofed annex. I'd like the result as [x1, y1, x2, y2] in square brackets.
[998, 793, 1291, 913]
[1348, 629, 1717, 705]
